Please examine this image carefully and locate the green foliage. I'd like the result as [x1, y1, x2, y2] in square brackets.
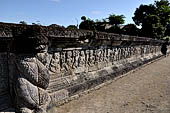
[67, 25, 78, 29]
[141, 15, 165, 39]
[165, 24, 170, 36]
[107, 14, 125, 26]
[106, 26, 122, 34]
[133, 4, 156, 26]
[122, 24, 139, 36]
[94, 19, 107, 32]
[79, 17, 95, 31]
[155, 0, 170, 27]
[79, 14, 125, 34]
[19, 21, 27, 25]
[81, 16, 87, 21]
[133, 0, 170, 39]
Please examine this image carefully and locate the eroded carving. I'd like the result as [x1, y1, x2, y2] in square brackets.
[49, 52, 61, 73]
[66, 51, 73, 69]
[78, 51, 85, 67]
[0, 22, 167, 113]
[73, 50, 80, 68]
[88, 50, 95, 66]
[60, 51, 68, 72]
[15, 54, 51, 113]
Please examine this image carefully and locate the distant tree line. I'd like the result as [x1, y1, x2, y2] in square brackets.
[69, 14, 139, 36]
[19, 0, 170, 40]
[67, 0, 170, 39]
[67, 14, 140, 36]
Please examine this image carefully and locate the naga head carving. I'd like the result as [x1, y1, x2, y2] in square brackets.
[12, 25, 48, 54]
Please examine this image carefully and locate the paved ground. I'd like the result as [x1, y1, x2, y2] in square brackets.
[49, 55, 170, 113]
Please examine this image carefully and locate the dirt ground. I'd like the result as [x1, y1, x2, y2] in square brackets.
[49, 55, 170, 113]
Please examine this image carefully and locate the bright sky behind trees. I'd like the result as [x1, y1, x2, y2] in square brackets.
[0, 0, 154, 27]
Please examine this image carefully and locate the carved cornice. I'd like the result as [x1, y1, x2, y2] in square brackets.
[0, 22, 165, 50]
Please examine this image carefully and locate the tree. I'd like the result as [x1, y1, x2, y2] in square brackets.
[165, 24, 170, 36]
[81, 16, 87, 21]
[106, 14, 125, 34]
[107, 14, 125, 26]
[106, 26, 123, 34]
[79, 16, 95, 31]
[133, 0, 170, 39]
[19, 21, 27, 25]
[155, 0, 170, 27]
[94, 19, 107, 32]
[141, 15, 165, 39]
[67, 25, 78, 29]
[133, 4, 156, 26]
[122, 24, 139, 36]
[32, 21, 41, 26]
[79, 14, 125, 33]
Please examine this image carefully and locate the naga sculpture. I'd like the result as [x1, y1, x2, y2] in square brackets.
[15, 54, 51, 113]
[11, 26, 51, 113]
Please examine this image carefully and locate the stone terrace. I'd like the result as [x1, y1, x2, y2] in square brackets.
[0, 22, 168, 113]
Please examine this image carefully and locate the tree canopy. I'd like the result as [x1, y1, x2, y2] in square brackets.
[79, 16, 96, 31]
[133, 4, 156, 26]
[133, 0, 170, 39]
[79, 14, 125, 34]
[19, 21, 27, 25]
[73, 0, 170, 39]
[122, 24, 139, 36]
[107, 14, 125, 26]
[67, 25, 78, 29]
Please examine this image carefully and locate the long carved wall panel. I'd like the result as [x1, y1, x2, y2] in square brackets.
[0, 22, 167, 113]
[36, 45, 161, 77]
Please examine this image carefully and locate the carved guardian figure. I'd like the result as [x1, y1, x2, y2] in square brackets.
[15, 55, 50, 113]
[12, 26, 51, 113]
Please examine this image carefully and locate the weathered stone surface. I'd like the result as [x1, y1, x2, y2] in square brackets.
[13, 54, 51, 113]
[0, 53, 14, 112]
[0, 22, 168, 112]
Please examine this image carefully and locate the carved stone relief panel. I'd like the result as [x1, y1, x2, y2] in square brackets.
[140, 46, 144, 56]
[120, 48, 125, 59]
[118, 48, 122, 61]
[113, 48, 118, 61]
[73, 50, 80, 69]
[66, 51, 73, 69]
[60, 51, 68, 72]
[95, 49, 100, 63]
[98, 49, 103, 63]
[105, 48, 109, 64]
[78, 50, 86, 67]
[88, 50, 95, 66]
[85, 50, 90, 67]
[75, 50, 86, 73]
[136, 47, 141, 56]
[97, 49, 104, 69]
[103, 48, 108, 67]
[49, 52, 61, 74]
[107, 49, 112, 66]
[36, 52, 52, 69]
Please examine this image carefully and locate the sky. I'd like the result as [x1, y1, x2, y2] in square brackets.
[0, 0, 155, 27]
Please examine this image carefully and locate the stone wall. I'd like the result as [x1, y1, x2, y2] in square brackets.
[0, 22, 168, 113]
[45, 45, 163, 105]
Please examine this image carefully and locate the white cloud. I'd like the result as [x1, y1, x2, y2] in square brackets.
[91, 11, 102, 15]
[50, 0, 60, 2]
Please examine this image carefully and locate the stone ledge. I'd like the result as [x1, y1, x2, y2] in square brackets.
[47, 52, 163, 111]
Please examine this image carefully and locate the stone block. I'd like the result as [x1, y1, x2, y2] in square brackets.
[50, 89, 69, 102]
